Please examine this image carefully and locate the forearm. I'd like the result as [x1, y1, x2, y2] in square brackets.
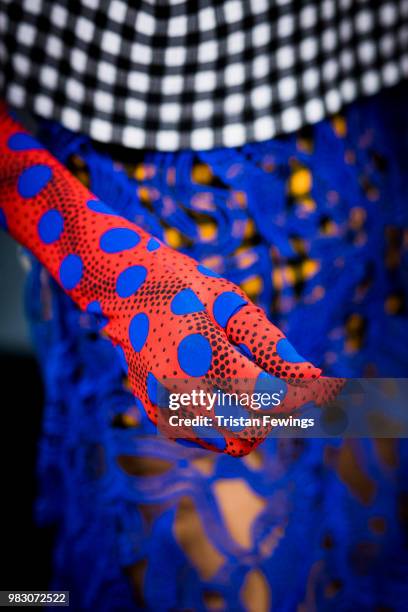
[0, 102, 154, 319]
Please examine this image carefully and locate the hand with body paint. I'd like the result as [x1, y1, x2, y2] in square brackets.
[0, 103, 343, 455]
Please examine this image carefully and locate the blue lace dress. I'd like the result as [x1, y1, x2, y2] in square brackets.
[26, 84, 408, 611]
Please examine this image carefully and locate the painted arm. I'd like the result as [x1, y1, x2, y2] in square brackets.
[0, 103, 343, 455]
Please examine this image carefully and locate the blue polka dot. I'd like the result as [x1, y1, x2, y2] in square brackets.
[129, 313, 149, 352]
[87, 199, 118, 215]
[147, 372, 158, 404]
[17, 164, 52, 198]
[86, 300, 108, 329]
[197, 264, 220, 278]
[177, 333, 212, 377]
[254, 372, 287, 410]
[116, 265, 147, 298]
[213, 291, 247, 328]
[134, 397, 145, 413]
[38, 210, 64, 244]
[59, 254, 83, 290]
[8, 133, 43, 151]
[147, 238, 161, 251]
[215, 398, 248, 432]
[171, 288, 205, 315]
[236, 343, 253, 359]
[276, 338, 306, 363]
[135, 397, 144, 412]
[0, 208, 7, 231]
[87, 300, 102, 315]
[100, 228, 141, 253]
[156, 383, 171, 408]
[116, 345, 128, 374]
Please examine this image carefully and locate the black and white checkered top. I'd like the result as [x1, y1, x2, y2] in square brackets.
[1, 0, 407, 151]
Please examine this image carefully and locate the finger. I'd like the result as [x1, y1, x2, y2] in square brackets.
[151, 327, 273, 454]
[224, 301, 321, 380]
[173, 338, 286, 454]
[129, 350, 343, 456]
[128, 324, 279, 454]
[270, 376, 346, 414]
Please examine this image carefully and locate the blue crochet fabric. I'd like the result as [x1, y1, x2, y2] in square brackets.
[26, 85, 408, 611]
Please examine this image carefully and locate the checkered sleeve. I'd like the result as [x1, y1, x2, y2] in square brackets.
[0, 0, 407, 151]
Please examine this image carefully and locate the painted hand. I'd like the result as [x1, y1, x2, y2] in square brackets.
[0, 103, 343, 455]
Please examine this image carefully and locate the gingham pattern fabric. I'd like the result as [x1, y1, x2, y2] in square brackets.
[0, 0, 407, 151]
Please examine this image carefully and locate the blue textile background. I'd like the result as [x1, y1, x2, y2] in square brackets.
[26, 85, 408, 610]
